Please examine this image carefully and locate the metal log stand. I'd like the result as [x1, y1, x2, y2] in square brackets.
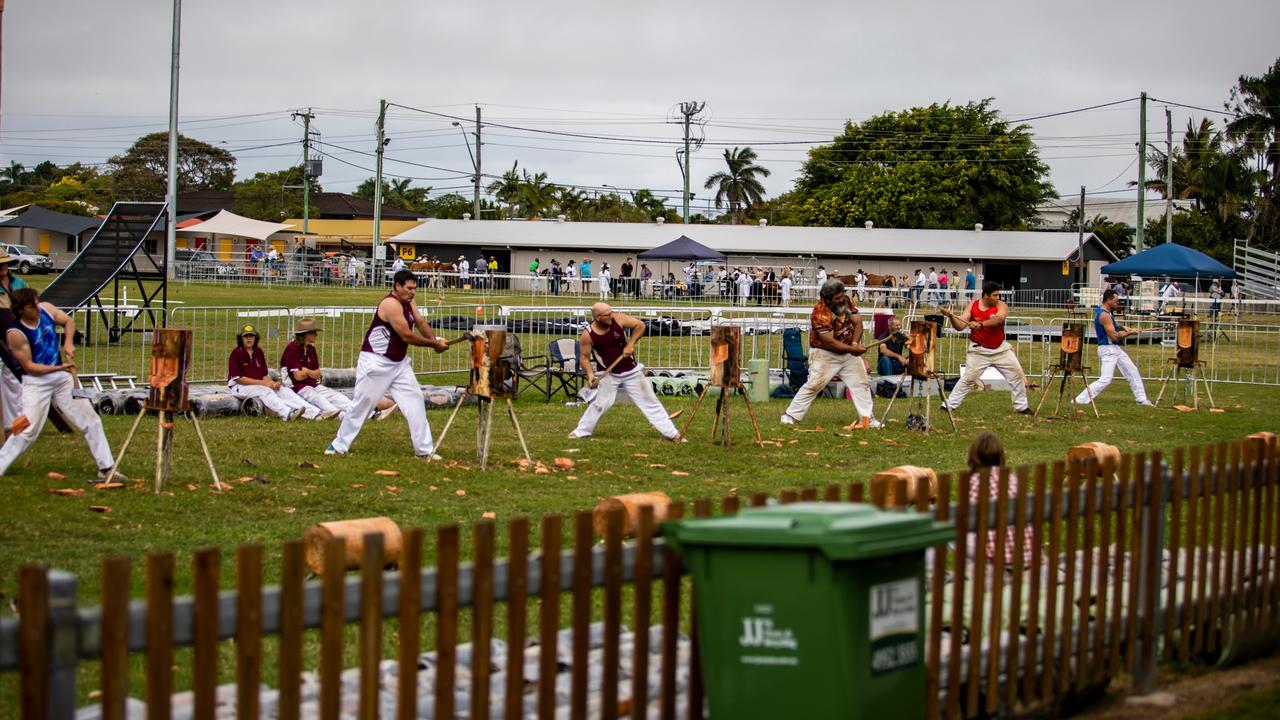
[103, 328, 222, 493]
[1035, 322, 1099, 418]
[879, 317, 956, 433]
[1155, 318, 1216, 409]
[434, 327, 533, 470]
[677, 325, 763, 446]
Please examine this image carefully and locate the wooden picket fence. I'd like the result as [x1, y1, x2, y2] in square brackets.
[3, 433, 1278, 719]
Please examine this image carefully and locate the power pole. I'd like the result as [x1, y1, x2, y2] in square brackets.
[1135, 91, 1147, 252]
[678, 101, 705, 224]
[473, 104, 482, 220]
[1165, 107, 1174, 244]
[373, 99, 386, 262]
[292, 108, 315, 235]
[1076, 186, 1087, 287]
[164, 0, 182, 283]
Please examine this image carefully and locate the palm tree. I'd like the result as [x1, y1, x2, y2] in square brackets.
[703, 147, 771, 224]
[518, 170, 557, 219]
[2, 161, 25, 185]
[630, 189, 668, 219]
[485, 161, 523, 217]
[555, 187, 588, 219]
[1227, 57, 1280, 243]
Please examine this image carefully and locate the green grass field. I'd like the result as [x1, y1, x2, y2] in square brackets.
[3, 276, 1278, 710]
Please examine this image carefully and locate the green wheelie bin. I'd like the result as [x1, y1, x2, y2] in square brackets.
[664, 502, 953, 719]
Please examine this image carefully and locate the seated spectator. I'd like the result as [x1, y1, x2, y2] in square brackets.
[228, 325, 330, 421]
[281, 317, 396, 422]
[876, 316, 907, 376]
[966, 433, 1035, 567]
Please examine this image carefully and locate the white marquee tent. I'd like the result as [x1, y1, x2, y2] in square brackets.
[177, 210, 294, 241]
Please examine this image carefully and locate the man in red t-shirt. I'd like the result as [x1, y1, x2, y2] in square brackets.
[228, 324, 330, 421]
[780, 279, 878, 428]
[281, 317, 396, 421]
[939, 281, 1030, 414]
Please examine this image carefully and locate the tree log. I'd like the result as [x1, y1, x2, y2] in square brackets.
[1066, 442, 1120, 476]
[302, 516, 403, 575]
[592, 492, 671, 538]
[873, 465, 937, 505]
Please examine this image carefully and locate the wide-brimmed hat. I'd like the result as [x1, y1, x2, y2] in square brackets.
[237, 324, 259, 340]
[293, 316, 323, 335]
[0, 250, 13, 265]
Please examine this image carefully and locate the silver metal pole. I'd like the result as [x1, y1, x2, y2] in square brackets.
[164, 0, 182, 281]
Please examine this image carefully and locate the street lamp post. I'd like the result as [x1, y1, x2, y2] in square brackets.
[453, 121, 480, 219]
[602, 184, 622, 223]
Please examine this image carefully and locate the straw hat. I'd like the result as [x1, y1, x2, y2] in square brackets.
[293, 316, 322, 335]
[0, 250, 13, 265]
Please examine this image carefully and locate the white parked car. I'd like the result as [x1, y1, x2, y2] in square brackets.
[1, 243, 55, 274]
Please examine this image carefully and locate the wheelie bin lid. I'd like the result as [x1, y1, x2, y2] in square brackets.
[664, 502, 953, 561]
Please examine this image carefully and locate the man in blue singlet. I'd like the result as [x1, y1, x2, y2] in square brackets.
[0, 288, 120, 478]
[1075, 289, 1152, 406]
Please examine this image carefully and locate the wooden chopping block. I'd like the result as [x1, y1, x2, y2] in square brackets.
[873, 466, 937, 506]
[592, 492, 671, 538]
[303, 516, 403, 575]
[1067, 442, 1120, 476]
[1245, 432, 1277, 461]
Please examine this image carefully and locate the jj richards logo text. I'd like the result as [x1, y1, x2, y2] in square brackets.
[738, 618, 798, 650]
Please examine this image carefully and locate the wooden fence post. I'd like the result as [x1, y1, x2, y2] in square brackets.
[1133, 451, 1166, 693]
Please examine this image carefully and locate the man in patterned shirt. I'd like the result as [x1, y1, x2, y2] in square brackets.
[780, 279, 878, 429]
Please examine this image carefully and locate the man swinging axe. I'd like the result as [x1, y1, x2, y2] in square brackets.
[0, 288, 123, 480]
[568, 302, 682, 441]
[939, 281, 1031, 415]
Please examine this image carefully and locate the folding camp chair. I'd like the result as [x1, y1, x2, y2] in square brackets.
[781, 327, 809, 394]
[547, 338, 586, 401]
[503, 333, 553, 401]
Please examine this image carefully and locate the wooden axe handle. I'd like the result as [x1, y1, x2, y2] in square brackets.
[861, 331, 908, 351]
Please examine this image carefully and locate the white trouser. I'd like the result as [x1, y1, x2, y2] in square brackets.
[0, 371, 114, 475]
[331, 352, 433, 455]
[572, 366, 678, 439]
[230, 383, 320, 420]
[945, 342, 1029, 411]
[1076, 345, 1148, 404]
[297, 385, 353, 416]
[1, 364, 21, 429]
[782, 347, 874, 422]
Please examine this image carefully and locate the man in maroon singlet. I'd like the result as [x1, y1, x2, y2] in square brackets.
[569, 302, 681, 440]
[326, 270, 451, 458]
[939, 281, 1030, 414]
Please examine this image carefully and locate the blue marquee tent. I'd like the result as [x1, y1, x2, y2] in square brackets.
[1100, 243, 1234, 279]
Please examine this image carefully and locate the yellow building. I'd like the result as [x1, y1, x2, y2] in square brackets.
[280, 218, 424, 256]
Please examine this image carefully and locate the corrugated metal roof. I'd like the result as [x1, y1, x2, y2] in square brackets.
[390, 220, 1112, 262]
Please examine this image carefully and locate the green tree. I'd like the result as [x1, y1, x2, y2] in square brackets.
[233, 166, 318, 221]
[518, 170, 557, 219]
[703, 147, 771, 224]
[0, 162, 113, 215]
[1145, 211, 1228, 263]
[1066, 212, 1135, 259]
[485, 161, 523, 217]
[353, 177, 430, 214]
[1226, 57, 1280, 246]
[779, 100, 1054, 229]
[107, 132, 236, 200]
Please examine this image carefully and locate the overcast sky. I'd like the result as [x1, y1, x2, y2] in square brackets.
[3, 0, 1278, 213]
